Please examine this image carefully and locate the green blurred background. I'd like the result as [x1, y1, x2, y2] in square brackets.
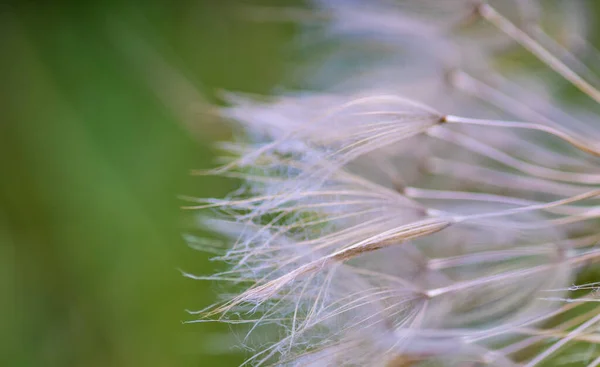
[1, 1, 298, 366]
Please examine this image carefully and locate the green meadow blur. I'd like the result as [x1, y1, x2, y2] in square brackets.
[2, 1, 297, 366]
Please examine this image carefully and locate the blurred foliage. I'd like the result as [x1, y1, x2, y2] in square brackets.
[1, 1, 297, 366]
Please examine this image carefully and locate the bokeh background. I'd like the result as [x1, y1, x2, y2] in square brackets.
[2, 1, 298, 366]
[4, 1, 600, 367]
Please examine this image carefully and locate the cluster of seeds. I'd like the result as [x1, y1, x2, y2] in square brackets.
[189, 1, 600, 366]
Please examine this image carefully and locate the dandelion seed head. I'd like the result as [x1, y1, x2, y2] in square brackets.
[191, 1, 600, 365]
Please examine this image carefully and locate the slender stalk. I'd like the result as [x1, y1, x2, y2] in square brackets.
[428, 128, 600, 184]
[428, 158, 588, 197]
[445, 115, 600, 157]
[479, 3, 600, 105]
[427, 249, 600, 300]
[459, 189, 600, 221]
[589, 355, 600, 367]
[524, 312, 600, 367]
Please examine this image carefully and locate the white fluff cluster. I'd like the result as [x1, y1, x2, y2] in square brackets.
[189, 1, 600, 366]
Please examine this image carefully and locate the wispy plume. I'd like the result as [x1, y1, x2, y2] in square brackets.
[188, 1, 600, 365]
